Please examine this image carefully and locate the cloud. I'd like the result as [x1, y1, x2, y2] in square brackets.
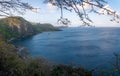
[98, 4, 115, 15]
[47, 3, 57, 13]
[98, 4, 120, 23]
[47, 2, 91, 13]
[31, 7, 40, 13]
[76, 2, 91, 10]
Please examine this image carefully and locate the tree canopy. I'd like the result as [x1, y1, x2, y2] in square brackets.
[0, 0, 120, 26]
[0, 0, 33, 17]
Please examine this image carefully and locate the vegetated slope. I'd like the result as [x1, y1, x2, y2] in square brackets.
[0, 16, 59, 39]
[32, 23, 60, 32]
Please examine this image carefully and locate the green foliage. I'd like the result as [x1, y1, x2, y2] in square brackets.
[0, 29, 19, 39]
[51, 65, 92, 76]
[0, 38, 26, 76]
[0, 17, 20, 39]
[0, 39, 45, 76]
[25, 59, 44, 76]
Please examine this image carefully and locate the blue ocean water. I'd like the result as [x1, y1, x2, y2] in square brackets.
[14, 27, 120, 70]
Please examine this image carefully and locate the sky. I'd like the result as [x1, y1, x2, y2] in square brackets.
[18, 0, 120, 27]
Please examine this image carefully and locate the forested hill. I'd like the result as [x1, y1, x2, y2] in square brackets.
[0, 16, 59, 39]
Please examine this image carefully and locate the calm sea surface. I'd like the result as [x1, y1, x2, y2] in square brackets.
[14, 27, 120, 70]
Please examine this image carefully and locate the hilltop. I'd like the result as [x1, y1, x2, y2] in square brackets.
[0, 16, 59, 39]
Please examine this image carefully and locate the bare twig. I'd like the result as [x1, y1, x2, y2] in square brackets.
[45, 0, 120, 26]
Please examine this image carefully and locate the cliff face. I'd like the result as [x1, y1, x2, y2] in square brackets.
[0, 16, 59, 39]
[0, 17, 35, 38]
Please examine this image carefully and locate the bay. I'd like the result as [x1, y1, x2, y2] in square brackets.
[14, 27, 120, 70]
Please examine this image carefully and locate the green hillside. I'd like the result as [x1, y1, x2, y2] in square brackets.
[0, 16, 59, 39]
